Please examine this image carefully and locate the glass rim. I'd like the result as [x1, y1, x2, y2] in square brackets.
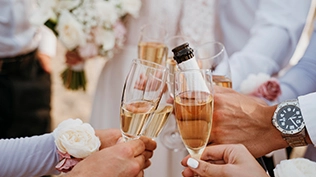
[174, 68, 212, 73]
[139, 23, 168, 41]
[132, 58, 167, 71]
[195, 41, 226, 60]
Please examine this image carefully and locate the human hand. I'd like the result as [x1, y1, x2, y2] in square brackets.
[210, 86, 288, 157]
[65, 50, 84, 66]
[95, 129, 156, 168]
[95, 129, 122, 149]
[67, 138, 155, 177]
[138, 136, 157, 169]
[181, 144, 268, 177]
[37, 52, 51, 73]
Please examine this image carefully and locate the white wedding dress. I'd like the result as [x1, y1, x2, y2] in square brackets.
[90, 0, 310, 176]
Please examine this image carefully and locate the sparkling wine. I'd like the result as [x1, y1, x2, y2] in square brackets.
[174, 91, 213, 157]
[141, 104, 173, 138]
[120, 100, 155, 140]
[212, 75, 232, 88]
[138, 41, 167, 64]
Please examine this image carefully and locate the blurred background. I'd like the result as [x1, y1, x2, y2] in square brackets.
[51, 42, 106, 129]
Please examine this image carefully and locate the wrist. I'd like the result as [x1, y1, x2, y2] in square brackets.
[272, 100, 307, 148]
[267, 105, 289, 150]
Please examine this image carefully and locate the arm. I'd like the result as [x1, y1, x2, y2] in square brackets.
[0, 133, 60, 177]
[278, 27, 316, 102]
[36, 26, 57, 73]
[230, 0, 311, 90]
[211, 86, 286, 158]
[211, 86, 315, 157]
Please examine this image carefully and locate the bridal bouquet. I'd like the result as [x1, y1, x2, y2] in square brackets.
[31, 0, 141, 91]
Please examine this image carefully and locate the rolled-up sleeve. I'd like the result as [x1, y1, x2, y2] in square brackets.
[37, 26, 57, 58]
[231, 0, 311, 90]
[278, 27, 316, 102]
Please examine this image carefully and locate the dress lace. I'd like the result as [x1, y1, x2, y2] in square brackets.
[179, 0, 216, 44]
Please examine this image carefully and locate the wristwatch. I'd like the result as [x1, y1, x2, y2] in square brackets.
[272, 99, 307, 147]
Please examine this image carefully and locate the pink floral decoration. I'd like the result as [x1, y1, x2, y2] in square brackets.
[113, 21, 127, 47]
[55, 151, 82, 173]
[250, 78, 281, 101]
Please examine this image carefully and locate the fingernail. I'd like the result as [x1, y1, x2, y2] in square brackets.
[187, 158, 199, 169]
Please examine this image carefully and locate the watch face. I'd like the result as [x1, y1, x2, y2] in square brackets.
[275, 104, 304, 134]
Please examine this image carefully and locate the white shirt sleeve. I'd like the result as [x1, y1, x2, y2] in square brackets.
[298, 92, 316, 146]
[0, 133, 60, 177]
[229, 0, 311, 90]
[37, 26, 57, 58]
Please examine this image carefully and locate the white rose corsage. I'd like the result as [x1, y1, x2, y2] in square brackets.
[53, 118, 101, 172]
[240, 73, 281, 102]
[274, 158, 316, 177]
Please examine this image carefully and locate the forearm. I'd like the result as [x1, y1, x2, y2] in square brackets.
[0, 133, 60, 177]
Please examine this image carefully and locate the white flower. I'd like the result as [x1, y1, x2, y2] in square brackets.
[56, 10, 86, 50]
[53, 118, 101, 159]
[121, 0, 142, 18]
[239, 73, 270, 94]
[93, 28, 116, 51]
[55, 0, 81, 11]
[274, 158, 316, 177]
[30, 0, 57, 26]
[95, 1, 119, 25]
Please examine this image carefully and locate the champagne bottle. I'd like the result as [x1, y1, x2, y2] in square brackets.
[172, 43, 209, 93]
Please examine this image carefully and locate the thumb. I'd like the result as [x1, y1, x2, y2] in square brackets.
[187, 158, 225, 177]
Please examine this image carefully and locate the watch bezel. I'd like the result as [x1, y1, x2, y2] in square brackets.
[272, 100, 305, 135]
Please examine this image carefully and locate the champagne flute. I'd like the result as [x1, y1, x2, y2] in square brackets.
[160, 35, 197, 151]
[196, 42, 268, 171]
[174, 68, 214, 160]
[195, 41, 232, 88]
[138, 23, 168, 65]
[120, 59, 168, 141]
[140, 80, 173, 139]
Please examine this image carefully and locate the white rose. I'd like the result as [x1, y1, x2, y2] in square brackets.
[274, 158, 316, 177]
[95, 1, 119, 25]
[93, 28, 116, 51]
[239, 73, 270, 94]
[56, 10, 86, 50]
[55, 0, 81, 11]
[121, 0, 142, 18]
[53, 118, 101, 159]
